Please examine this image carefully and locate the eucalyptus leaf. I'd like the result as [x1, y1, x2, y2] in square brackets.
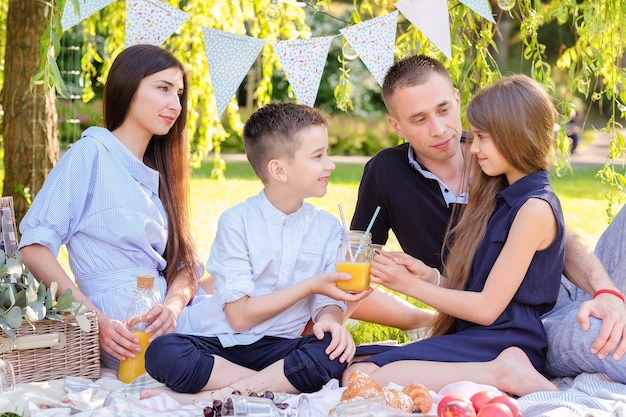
[45, 311, 64, 322]
[45, 287, 53, 309]
[55, 289, 75, 311]
[4, 305, 23, 328]
[5, 257, 24, 279]
[37, 282, 47, 304]
[5, 285, 15, 308]
[75, 313, 92, 333]
[25, 301, 47, 321]
[25, 284, 38, 304]
[0, 319, 16, 340]
[49, 281, 58, 303]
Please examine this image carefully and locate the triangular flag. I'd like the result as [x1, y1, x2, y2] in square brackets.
[272, 36, 335, 107]
[125, 0, 189, 47]
[201, 27, 266, 117]
[340, 10, 399, 87]
[458, 0, 495, 23]
[396, 0, 452, 60]
[61, 0, 115, 31]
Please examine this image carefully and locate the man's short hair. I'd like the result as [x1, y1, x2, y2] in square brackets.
[382, 55, 453, 112]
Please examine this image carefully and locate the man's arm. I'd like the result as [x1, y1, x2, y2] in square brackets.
[563, 228, 626, 360]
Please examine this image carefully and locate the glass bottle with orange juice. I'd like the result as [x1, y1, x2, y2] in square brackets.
[336, 231, 373, 292]
[118, 274, 156, 383]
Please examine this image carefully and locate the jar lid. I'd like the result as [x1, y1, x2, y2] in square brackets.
[136, 274, 155, 289]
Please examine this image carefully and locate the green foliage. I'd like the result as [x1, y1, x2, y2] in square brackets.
[0, 250, 87, 340]
[219, 112, 399, 156]
[32, 0, 625, 206]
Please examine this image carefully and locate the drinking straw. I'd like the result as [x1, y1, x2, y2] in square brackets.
[354, 206, 381, 259]
[337, 204, 354, 262]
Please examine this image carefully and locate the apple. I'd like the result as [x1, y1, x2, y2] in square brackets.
[477, 403, 513, 417]
[440, 399, 477, 417]
[470, 390, 496, 413]
[438, 393, 472, 417]
[488, 395, 520, 417]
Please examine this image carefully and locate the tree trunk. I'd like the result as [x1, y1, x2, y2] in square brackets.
[2, 0, 59, 226]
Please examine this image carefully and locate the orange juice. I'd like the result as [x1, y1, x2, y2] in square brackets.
[336, 261, 371, 292]
[118, 331, 151, 383]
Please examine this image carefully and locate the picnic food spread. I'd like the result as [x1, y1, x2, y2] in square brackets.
[329, 370, 433, 414]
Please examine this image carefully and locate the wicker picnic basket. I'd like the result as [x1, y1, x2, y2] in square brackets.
[0, 311, 100, 384]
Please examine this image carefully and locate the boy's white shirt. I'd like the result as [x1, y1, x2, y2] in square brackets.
[176, 190, 345, 347]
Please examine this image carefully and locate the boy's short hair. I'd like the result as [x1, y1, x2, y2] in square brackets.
[243, 102, 328, 183]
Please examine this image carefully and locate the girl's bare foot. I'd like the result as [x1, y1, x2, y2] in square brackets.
[492, 347, 559, 396]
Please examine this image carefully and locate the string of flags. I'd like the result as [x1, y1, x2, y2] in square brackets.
[61, 0, 496, 118]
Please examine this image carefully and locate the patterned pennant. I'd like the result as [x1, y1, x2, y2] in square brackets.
[272, 36, 335, 107]
[396, 0, 452, 60]
[340, 10, 399, 87]
[61, 0, 115, 31]
[125, 0, 190, 47]
[458, 0, 496, 23]
[202, 27, 266, 117]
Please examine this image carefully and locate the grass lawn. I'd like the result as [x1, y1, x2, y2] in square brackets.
[189, 158, 623, 344]
[27, 152, 624, 345]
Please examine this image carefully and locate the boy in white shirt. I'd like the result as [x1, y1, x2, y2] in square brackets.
[142, 102, 371, 402]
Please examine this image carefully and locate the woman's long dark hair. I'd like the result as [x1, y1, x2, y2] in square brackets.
[103, 45, 197, 292]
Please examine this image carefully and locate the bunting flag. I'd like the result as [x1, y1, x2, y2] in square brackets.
[61, 0, 115, 31]
[202, 27, 266, 117]
[340, 10, 399, 87]
[125, 0, 190, 47]
[459, 0, 496, 23]
[60, 1, 500, 122]
[395, 0, 452, 60]
[272, 36, 335, 107]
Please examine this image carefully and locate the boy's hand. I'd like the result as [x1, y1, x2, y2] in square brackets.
[307, 272, 373, 301]
[312, 319, 356, 363]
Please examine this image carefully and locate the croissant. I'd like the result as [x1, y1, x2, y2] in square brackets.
[382, 387, 415, 413]
[402, 383, 433, 413]
[341, 370, 384, 401]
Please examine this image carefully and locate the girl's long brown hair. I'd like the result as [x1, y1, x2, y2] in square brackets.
[431, 74, 556, 336]
[103, 45, 197, 293]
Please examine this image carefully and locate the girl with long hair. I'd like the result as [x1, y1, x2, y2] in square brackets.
[343, 74, 566, 396]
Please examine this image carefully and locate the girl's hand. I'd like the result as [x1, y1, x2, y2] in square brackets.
[312, 319, 356, 363]
[381, 251, 429, 277]
[370, 251, 429, 293]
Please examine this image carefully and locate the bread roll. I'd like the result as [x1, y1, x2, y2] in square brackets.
[402, 383, 433, 413]
[382, 387, 415, 413]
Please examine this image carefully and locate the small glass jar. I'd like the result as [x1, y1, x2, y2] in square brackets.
[335, 230, 373, 293]
[221, 394, 310, 417]
[0, 359, 16, 392]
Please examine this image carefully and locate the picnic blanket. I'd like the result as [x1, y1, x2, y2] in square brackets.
[1, 370, 625, 416]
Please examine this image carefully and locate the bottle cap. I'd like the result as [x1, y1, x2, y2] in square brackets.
[136, 274, 155, 289]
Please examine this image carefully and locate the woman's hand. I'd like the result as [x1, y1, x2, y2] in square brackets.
[97, 314, 142, 361]
[143, 303, 178, 341]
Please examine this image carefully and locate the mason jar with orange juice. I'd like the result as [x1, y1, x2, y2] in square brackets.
[336, 230, 373, 292]
[118, 274, 156, 383]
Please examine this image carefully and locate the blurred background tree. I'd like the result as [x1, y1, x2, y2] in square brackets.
[0, 0, 624, 225]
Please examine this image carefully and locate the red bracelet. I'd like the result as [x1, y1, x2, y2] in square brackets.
[593, 289, 625, 303]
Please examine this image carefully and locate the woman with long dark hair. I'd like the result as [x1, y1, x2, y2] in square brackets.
[19, 44, 200, 369]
